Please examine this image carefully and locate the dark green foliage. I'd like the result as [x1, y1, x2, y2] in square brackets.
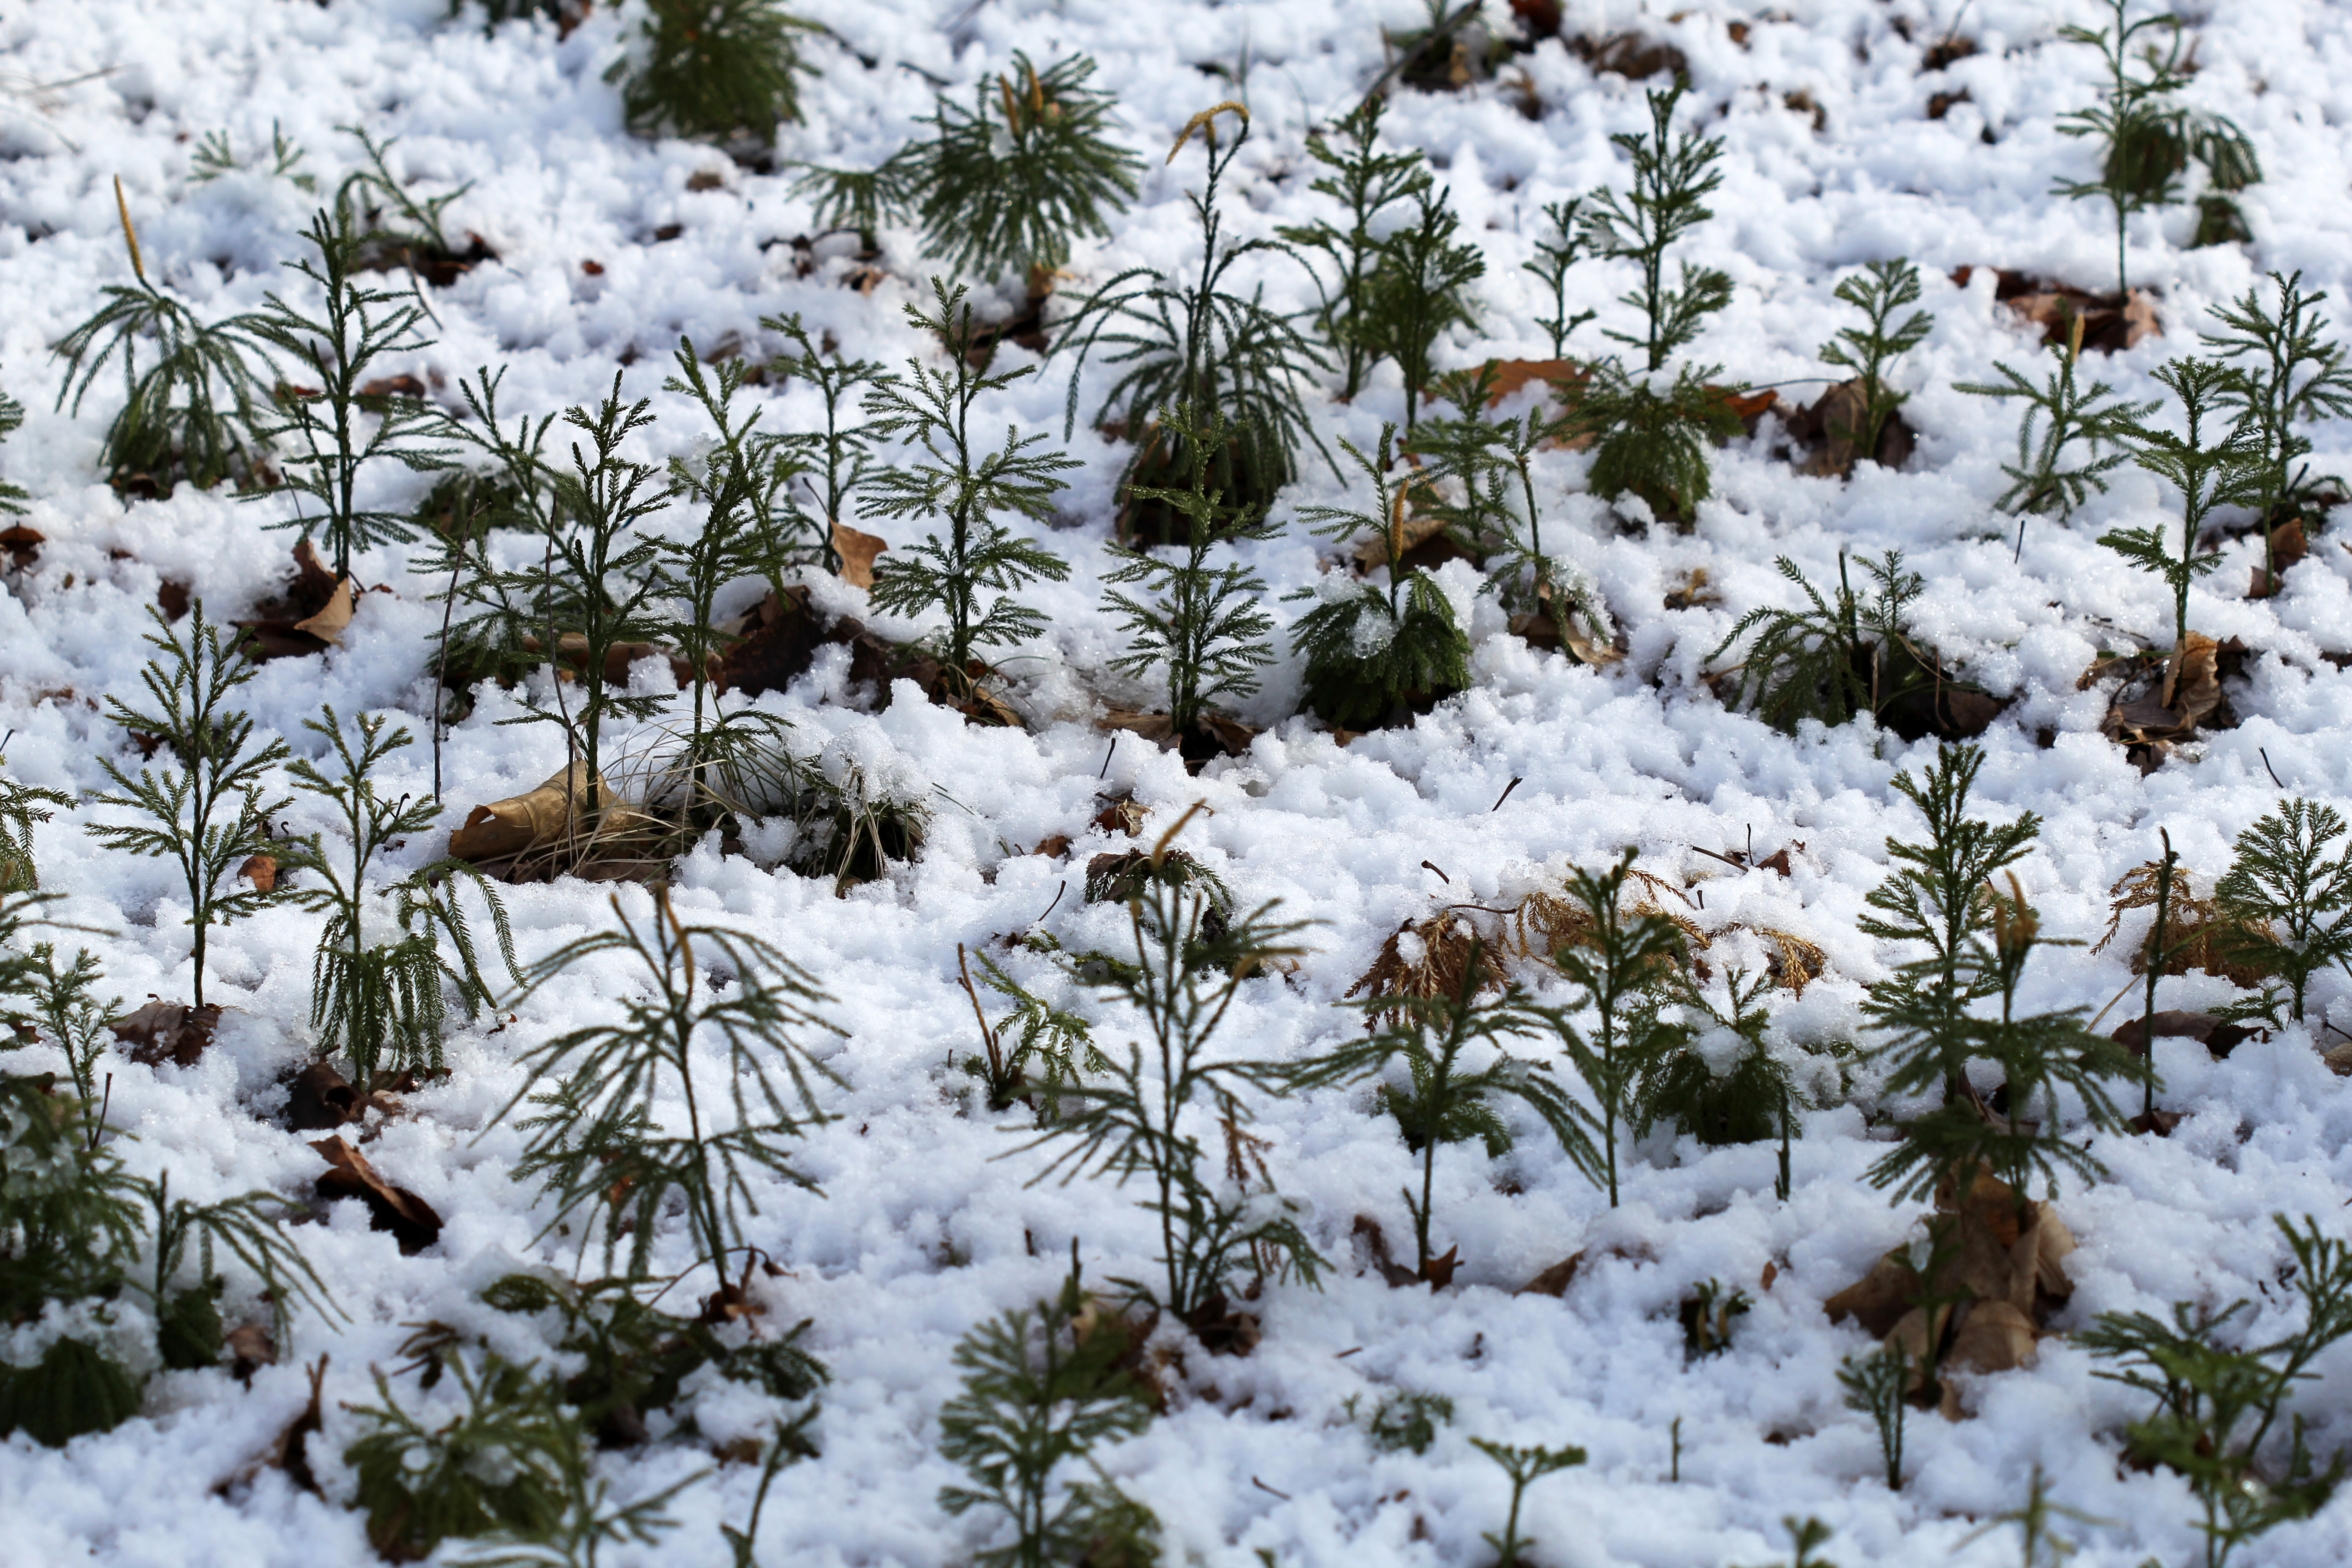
[1287, 940, 1586, 1279]
[1411, 364, 1598, 628]
[1287, 428, 1471, 731]
[1818, 259, 1931, 467]
[960, 943, 1103, 1120]
[2203, 271, 2352, 586]
[499, 886, 838, 1290]
[1102, 402, 1278, 733]
[1857, 744, 2042, 1090]
[189, 122, 315, 191]
[87, 604, 290, 1010]
[25, 945, 115, 1103]
[2214, 799, 2352, 1025]
[1522, 199, 1595, 360]
[481, 1272, 822, 1448]
[285, 707, 515, 1079]
[0, 387, 29, 517]
[1022, 818, 1322, 1322]
[1867, 875, 2144, 1214]
[2079, 1215, 2352, 1568]
[346, 1352, 579, 1561]
[862, 281, 1077, 681]
[1560, 358, 1743, 523]
[2054, 0, 2260, 299]
[1363, 186, 1486, 431]
[613, 0, 814, 143]
[458, 0, 575, 27]
[52, 190, 272, 492]
[1081, 850, 1235, 950]
[1838, 1343, 1907, 1490]
[1352, 1388, 1454, 1455]
[0, 752, 70, 893]
[0, 1066, 143, 1326]
[765, 311, 892, 576]
[1679, 1278, 1751, 1358]
[1708, 550, 1930, 735]
[1637, 967, 1801, 1198]
[1956, 320, 2154, 557]
[1548, 852, 1690, 1208]
[423, 368, 569, 701]
[137, 1171, 341, 1357]
[1752, 1518, 1838, 1568]
[901, 54, 1142, 283]
[1278, 97, 1431, 400]
[2101, 357, 2265, 650]
[1470, 1438, 1586, 1568]
[240, 207, 452, 579]
[1580, 78, 1732, 373]
[937, 1260, 1160, 1568]
[789, 160, 921, 257]
[333, 126, 470, 260]
[0, 1337, 142, 1447]
[782, 763, 932, 894]
[1056, 104, 1331, 517]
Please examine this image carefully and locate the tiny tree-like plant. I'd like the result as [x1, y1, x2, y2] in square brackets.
[1581, 78, 1731, 375]
[241, 206, 452, 579]
[613, 0, 815, 143]
[863, 280, 1076, 688]
[87, 604, 290, 1010]
[1839, 1343, 1908, 1491]
[2214, 798, 2352, 1026]
[497, 885, 838, 1298]
[1709, 550, 1930, 735]
[2202, 271, 2352, 588]
[1522, 198, 1595, 361]
[1549, 851, 1690, 1208]
[937, 1256, 1161, 1568]
[1817, 258, 1932, 467]
[1288, 426, 1471, 731]
[1362, 185, 1486, 431]
[1101, 401, 1278, 736]
[2101, 357, 2266, 651]
[1470, 1438, 1587, 1568]
[1956, 314, 2155, 559]
[766, 310, 892, 577]
[1279, 96, 1432, 400]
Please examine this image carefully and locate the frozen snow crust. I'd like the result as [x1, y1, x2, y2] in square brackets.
[4, 0, 2352, 1563]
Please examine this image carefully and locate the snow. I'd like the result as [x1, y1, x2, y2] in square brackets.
[2, 0, 2352, 1564]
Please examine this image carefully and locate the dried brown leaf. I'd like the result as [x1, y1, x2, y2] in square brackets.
[311, 1136, 442, 1254]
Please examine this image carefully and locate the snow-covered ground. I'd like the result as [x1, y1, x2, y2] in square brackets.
[5, 0, 2352, 1563]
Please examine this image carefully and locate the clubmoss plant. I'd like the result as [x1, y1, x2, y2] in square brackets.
[1956, 1466, 2110, 1568]
[863, 280, 1077, 688]
[0, 387, 29, 518]
[240, 206, 453, 579]
[1286, 938, 1588, 1280]
[1549, 851, 1690, 1208]
[2214, 799, 2352, 1026]
[1363, 186, 1486, 431]
[1680, 1277, 1753, 1358]
[421, 367, 568, 710]
[2202, 271, 2352, 587]
[0, 752, 69, 893]
[2055, 0, 2260, 299]
[2078, 1215, 2352, 1568]
[345, 1352, 580, 1561]
[1522, 198, 1595, 360]
[1470, 1437, 1587, 1568]
[2101, 357, 2265, 651]
[1056, 103, 1332, 519]
[1708, 550, 1930, 735]
[53, 181, 272, 491]
[333, 126, 471, 261]
[937, 1256, 1161, 1568]
[1637, 966, 1802, 1197]
[1023, 811, 1323, 1323]
[766, 311, 892, 576]
[1287, 426, 1471, 731]
[27, 944, 116, 1104]
[284, 706, 516, 1081]
[87, 604, 289, 1010]
[497, 885, 838, 1298]
[1838, 1343, 1907, 1490]
[1561, 358, 1744, 524]
[189, 122, 315, 191]
[1956, 314, 2155, 559]
[1278, 96, 1431, 400]
[612, 0, 815, 143]
[1411, 363, 1600, 630]
[1581, 78, 1731, 375]
[1755, 1518, 1839, 1568]
[1102, 401, 1279, 736]
[959, 942, 1103, 1120]
[1352, 1389, 1454, 1455]
[1818, 259, 1932, 467]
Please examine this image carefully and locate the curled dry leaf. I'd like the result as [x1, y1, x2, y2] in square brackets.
[311, 1135, 442, 1254]
[237, 853, 278, 894]
[2111, 1009, 2254, 1062]
[290, 576, 355, 645]
[110, 999, 223, 1067]
[1517, 1251, 1586, 1298]
[2249, 520, 2308, 598]
[830, 521, 887, 589]
[446, 760, 666, 880]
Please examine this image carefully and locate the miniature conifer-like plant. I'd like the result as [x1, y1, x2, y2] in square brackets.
[937, 1255, 1161, 1568]
[1470, 1437, 1587, 1568]
[901, 53, 1143, 285]
[1637, 965, 1803, 1197]
[1101, 401, 1279, 736]
[1817, 258, 1932, 468]
[1286, 938, 1587, 1280]
[2202, 271, 2352, 587]
[766, 311, 892, 576]
[1708, 550, 1932, 735]
[1838, 1343, 1907, 1490]
[345, 1351, 581, 1561]
[1549, 851, 1690, 1208]
[1563, 359, 1743, 524]
[2100, 357, 2265, 651]
[2213, 798, 2352, 1026]
[87, 604, 290, 1011]
[1278, 96, 1432, 401]
[2055, 0, 2260, 299]
[240, 206, 452, 579]
[26, 944, 116, 1105]
[332, 126, 472, 262]
[959, 942, 1103, 1119]
[1522, 198, 1595, 361]
[1023, 812, 1323, 1323]
[190, 122, 315, 191]
[498, 885, 838, 1296]
[1580, 78, 1731, 375]
[1056, 103, 1332, 516]
[863, 280, 1077, 688]
[284, 706, 516, 1080]
[1362, 185, 1486, 431]
[53, 181, 272, 491]
[0, 751, 70, 894]
[1957, 313, 2156, 560]
[1288, 426, 1472, 731]
[0, 387, 30, 518]
[612, 0, 815, 143]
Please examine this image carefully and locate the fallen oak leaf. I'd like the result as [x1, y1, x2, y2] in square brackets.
[310, 1135, 442, 1254]
[289, 576, 356, 645]
[238, 853, 278, 894]
[110, 998, 222, 1067]
[831, 522, 887, 589]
